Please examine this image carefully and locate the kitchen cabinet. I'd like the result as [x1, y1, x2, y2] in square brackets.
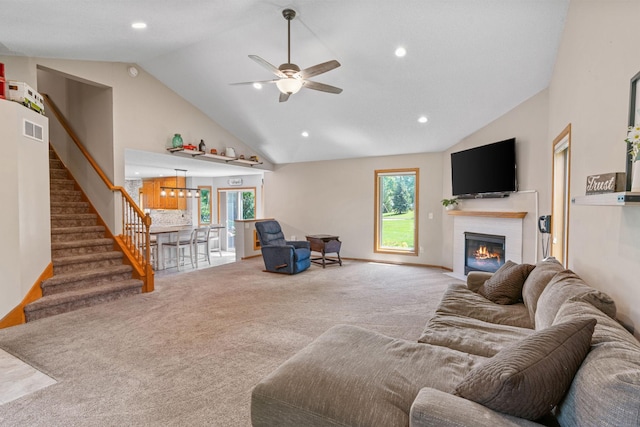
[142, 177, 186, 210]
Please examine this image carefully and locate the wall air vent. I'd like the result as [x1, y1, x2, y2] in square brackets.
[23, 119, 44, 142]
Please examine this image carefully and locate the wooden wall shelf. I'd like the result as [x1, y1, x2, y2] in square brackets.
[446, 210, 528, 219]
[572, 192, 640, 206]
[166, 147, 263, 166]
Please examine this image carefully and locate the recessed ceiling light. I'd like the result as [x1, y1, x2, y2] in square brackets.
[418, 116, 428, 124]
[134, 171, 140, 175]
[131, 22, 147, 29]
[395, 47, 407, 57]
[301, 131, 309, 138]
[253, 82, 263, 89]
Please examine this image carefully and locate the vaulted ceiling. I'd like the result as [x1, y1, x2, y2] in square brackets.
[1, 0, 569, 168]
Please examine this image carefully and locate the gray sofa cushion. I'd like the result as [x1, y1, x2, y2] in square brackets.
[251, 324, 483, 427]
[419, 313, 533, 358]
[552, 300, 640, 427]
[435, 283, 533, 329]
[410, 388, 547, 427]
[478, 260, 535, 305]
[521, 258, 564, 324]
[454, 318, 596, 421]
[535, 269, 616, 330]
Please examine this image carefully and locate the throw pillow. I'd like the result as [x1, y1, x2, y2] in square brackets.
[453, 317, 596, 421]
[477, 260, 535, 305]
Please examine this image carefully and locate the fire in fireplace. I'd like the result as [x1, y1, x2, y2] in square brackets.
[464, 232, 506, 274]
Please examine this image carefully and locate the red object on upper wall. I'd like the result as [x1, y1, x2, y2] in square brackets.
[0, 63, 6, 100]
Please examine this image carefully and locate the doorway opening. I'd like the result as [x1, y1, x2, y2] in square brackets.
[551, 124, 571, 266]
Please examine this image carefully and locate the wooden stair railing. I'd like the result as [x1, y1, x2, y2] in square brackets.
[43, 93, 154, 293]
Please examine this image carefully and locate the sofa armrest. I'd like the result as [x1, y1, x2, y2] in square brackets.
[466, 271, 494, 292]
[410, 388, 545, 427]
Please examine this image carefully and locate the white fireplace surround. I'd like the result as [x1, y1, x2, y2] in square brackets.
[450, 211, 526, 280]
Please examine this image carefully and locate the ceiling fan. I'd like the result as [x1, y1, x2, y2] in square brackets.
[231, 8, 342, 103]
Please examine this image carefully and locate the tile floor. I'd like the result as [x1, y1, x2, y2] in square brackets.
[0, 348, 57, 405]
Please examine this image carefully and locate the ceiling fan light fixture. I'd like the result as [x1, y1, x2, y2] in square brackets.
[276, 77, 303, 95]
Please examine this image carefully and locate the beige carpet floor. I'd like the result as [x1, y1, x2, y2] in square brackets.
[0, 258, 458, 426]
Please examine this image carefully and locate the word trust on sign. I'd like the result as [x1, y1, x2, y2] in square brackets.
[585, 172, 626, 195]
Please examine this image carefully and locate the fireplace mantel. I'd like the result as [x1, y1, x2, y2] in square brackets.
[447, 210, 527, 219]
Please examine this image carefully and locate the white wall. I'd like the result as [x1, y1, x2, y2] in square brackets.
[441, 89, 551, 268]
[547, 0, 640, 334]
[264, 153, 443, 265]
[0, 101, 50, 319]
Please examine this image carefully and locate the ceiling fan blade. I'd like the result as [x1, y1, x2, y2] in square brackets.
[297, 60, 341, 79]
[279, 92, 290, 103]
[302, 80, 343, 94]
[249, 55, 287, 78]
[229, 79, 278, 86]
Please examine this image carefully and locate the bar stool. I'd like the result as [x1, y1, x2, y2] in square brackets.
[190, 227, 211, 268]
[163, 230, 192, 270]
[209, 225, 223, 257]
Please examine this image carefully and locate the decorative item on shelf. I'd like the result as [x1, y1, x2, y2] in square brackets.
[210, 148, 217, 155]
[250, 155, 259, 162]
[585, 173, 626, 195]
[7, 81, 45, 114]
[441, 198, 459, 211]
[199, 139, 206, 152]
[172, 133, 183, 148]
[626, 125, 640, 191]
[225, 147, 236, 158]
[183, 143, 197, 150]
[239, 154, 245, 159]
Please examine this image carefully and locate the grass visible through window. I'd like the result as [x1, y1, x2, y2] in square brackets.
[381, 210, 415, 249]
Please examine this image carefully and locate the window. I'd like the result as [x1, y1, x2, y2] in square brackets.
[198, 186, 212, 225]
[374, 168, 419, 255]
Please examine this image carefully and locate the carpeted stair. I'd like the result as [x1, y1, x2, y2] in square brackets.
[23, 150, 142, 322]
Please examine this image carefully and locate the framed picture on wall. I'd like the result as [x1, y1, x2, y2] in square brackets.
[626, 70, 640, 190]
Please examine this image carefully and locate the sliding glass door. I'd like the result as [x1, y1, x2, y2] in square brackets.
[217, 188, 256, 251]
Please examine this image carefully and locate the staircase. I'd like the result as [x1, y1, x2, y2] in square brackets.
[23, 150, 143, 322]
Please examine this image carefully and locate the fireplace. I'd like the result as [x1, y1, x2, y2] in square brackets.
[464, 232, 505, 274]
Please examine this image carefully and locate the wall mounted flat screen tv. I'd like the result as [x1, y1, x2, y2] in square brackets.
[451, 138, 517, 197]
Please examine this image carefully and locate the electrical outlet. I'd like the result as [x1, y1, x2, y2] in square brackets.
[428, 212, 433, 219]
[420, 246, 424, 254]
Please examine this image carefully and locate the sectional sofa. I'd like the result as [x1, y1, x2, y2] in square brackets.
[251, 258, 640, 426]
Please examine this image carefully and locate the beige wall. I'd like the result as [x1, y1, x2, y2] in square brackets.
[0, 101, 50, 318]
[1, 55, 272, 232]
[264, 153, 444, 265]
[547, 0, 640, 333]
[439, 1, 640, 335]
[440, 89, 551, 268]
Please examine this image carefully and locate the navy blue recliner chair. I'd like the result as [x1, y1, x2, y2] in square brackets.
[255, 220, 311, 274]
